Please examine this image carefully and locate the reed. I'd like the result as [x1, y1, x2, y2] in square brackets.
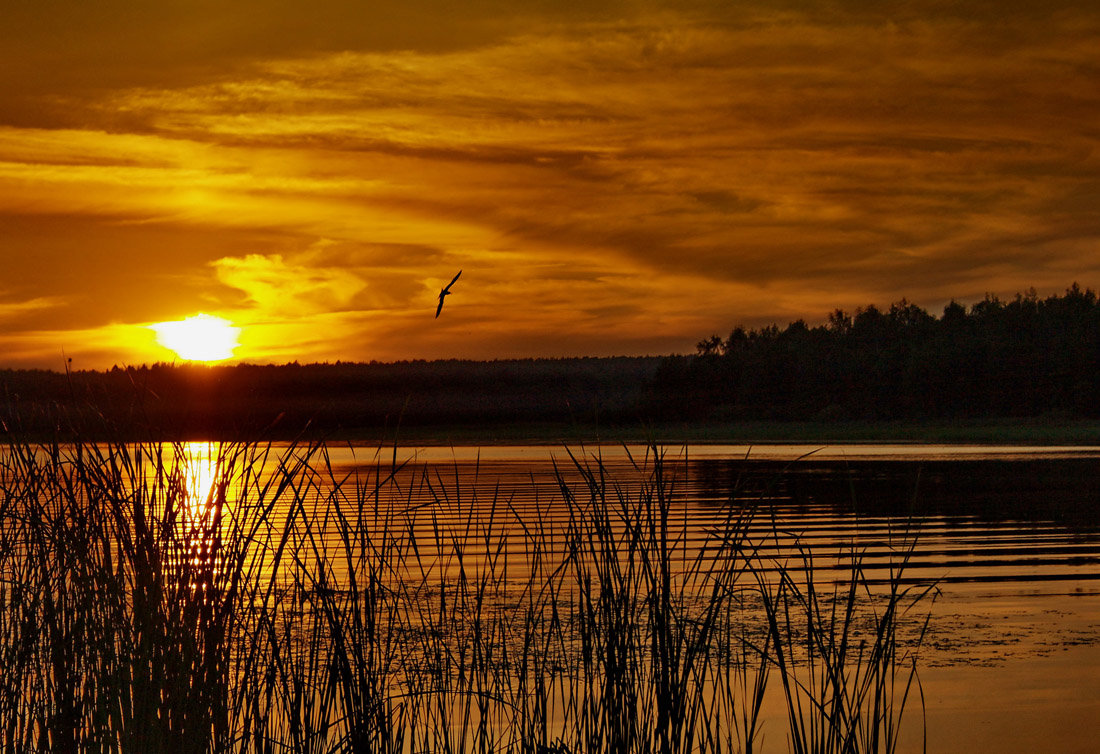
[752, 515, 936, 754]
[0, 437, 933, 753]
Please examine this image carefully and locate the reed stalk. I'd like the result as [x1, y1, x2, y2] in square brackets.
[0, 436, 932, 753]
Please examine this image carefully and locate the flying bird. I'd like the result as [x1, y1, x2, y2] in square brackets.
[435, 270, 462, 318]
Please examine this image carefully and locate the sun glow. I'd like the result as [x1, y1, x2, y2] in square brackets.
[179, 441, 223, 518]
[172, 441, 225, 593]
[151, 313, 240, 362]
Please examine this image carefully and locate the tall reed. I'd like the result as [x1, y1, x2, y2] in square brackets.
[752, 517, 935, 754]
[0, 437, 933, 753]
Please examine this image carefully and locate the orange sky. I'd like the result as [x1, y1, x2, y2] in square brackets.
[1, 1, 1098, 369]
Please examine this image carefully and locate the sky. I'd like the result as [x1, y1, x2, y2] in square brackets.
[1, 0, 1098, 369]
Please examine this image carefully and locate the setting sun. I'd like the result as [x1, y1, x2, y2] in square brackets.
[150, 314, 241, 362]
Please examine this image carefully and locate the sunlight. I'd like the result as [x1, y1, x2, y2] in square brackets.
[150, 313, 240, 362]
[173, 441, 225, 593]
[180, 441, 221, 515]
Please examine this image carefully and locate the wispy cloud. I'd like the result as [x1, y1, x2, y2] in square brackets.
[213, 253, 366, 317]
[0, 294, 65, 320]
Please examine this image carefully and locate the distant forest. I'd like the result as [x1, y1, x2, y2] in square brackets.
[0, 357, 661, 440]
[2, 285, 1098, 440]
[651, 284, 1100, 421]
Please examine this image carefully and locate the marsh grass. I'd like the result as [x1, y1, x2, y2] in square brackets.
[753, 521, 935, 754]
[0, 438, 932, 753]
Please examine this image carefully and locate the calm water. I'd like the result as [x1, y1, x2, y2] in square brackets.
[311, 442, 1100, 591]
[178, 442, 1100, 752]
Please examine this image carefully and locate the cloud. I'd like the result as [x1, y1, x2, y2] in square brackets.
[0, 321, 163, 370]
[213, 253, 366, 317]
[0, 295, 65, 321]
[2, 2, 1099, 366]
[0, 293, 63, 313]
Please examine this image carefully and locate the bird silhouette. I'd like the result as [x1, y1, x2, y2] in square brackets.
[435, 270, 462, 318]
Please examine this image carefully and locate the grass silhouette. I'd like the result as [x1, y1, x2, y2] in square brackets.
[0, 438, 932, 753]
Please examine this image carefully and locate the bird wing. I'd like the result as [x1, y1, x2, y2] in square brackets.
[435, 270, 461, 317]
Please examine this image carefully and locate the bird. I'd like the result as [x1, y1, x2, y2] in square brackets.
[435, 270, 462, 318]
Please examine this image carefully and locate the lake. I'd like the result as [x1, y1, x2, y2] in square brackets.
[4, 440, 1099, 752]
[231, 441, 1100, 754]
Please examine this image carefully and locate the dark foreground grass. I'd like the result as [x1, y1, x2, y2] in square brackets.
[0, 439, 933, 753]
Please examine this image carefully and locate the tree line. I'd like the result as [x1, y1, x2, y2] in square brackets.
[648, 284, 1100, 421]
[0, 357, 662, 440]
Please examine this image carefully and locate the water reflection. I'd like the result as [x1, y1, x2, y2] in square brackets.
[147, 441, 1100, 627]
[170, 442, 226, 596]
[687, 456, 1100, 588]
[320, 443, 1100, 465]
[689, 456, 1100, 531]
[5, 440, 1095, 753]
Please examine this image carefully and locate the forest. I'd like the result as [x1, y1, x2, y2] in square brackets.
[0, 357, 661, 439]
[650, 284, 1100, 421]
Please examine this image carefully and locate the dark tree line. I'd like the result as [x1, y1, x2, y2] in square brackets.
[649, 284, 1100, 421]
[1, 357, 662, 440]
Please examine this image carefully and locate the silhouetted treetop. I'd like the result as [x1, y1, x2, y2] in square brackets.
[651, 284, 1100, 421]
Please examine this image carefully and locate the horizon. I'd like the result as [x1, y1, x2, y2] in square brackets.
[2, 2, 1098, 369]
[7, 352, 667, 376]
[7, 282, 1092, 375]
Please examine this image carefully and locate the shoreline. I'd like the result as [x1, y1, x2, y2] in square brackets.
[6, 417, 1100, 447]
[330, 417, 1100, 447]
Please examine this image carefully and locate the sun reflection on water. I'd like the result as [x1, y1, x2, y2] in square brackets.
[180, 441, 221, 517]
[174, 442, 226, 595]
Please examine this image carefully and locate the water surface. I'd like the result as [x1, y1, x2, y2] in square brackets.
[177, 441, 1100, 753]
[324, 442, 1100, 753]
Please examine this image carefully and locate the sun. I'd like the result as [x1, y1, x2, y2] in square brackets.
[150, 313, 241, 362]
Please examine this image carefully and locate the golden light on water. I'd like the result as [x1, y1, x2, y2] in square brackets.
[175, 442, 224, 591]
[150, 314, 240, 362]
[181, 441, 221, 513]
